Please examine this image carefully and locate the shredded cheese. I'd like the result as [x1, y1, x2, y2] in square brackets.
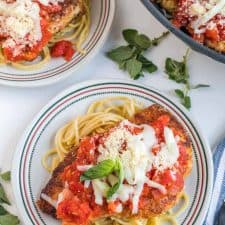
[188, 0, 225, 33]
[0, 0, 42, 56]
[38, 0, 64, 5]
[41, 193, 57, 208]
[91, 120, 180, 214]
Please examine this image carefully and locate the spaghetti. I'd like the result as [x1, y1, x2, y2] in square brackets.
[0, 0, 90, 70]
[42, 96, 190, 225]
[42, 97, 142, 172]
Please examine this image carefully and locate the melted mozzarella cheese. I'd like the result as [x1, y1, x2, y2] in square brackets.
[38, 0, 64, 5]
[0, 0, 42, 56]
[92, 180, 109, 205]
[91, 121, 180, 214]
[77, 165, 93, 171]
[41, 193, 57, 208]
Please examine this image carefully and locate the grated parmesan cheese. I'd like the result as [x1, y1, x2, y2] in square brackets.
[188, 0, 225, 33]
[0, 0, 42, 56]
[91, 120, 180, 214]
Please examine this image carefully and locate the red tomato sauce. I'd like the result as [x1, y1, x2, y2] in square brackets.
[172, 0, 225, 42]
[51, 40, 75, 61]
[3, 17, 52, 62]
[57, 118, 188, 225]
[1, 2, 75, 62]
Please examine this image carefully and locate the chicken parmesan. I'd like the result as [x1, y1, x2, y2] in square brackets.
[158, 0, 225, 52]
[0, 0, 90, 69]
[38, 103, 193, 225]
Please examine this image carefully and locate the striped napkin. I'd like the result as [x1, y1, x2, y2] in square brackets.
[204, 138, 225, 225]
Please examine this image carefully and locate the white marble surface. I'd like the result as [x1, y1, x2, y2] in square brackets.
[0, 0, 225, 223]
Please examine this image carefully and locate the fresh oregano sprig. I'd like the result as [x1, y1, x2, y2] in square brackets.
[107, 29, 169, 80]
[165, 49, 210, 109]
[0, 171, 20, 225]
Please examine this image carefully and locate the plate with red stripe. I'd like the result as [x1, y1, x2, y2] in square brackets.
[12, 79, 213, 224]
[0, 1, 115, 87]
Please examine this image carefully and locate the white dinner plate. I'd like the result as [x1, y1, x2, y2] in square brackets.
[0, 1, 115, 87]
[12, 79, 213, 225]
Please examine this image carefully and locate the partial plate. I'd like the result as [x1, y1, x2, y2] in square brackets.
[0, 1, 115, 87]
[12, 79, 213, 225]
[140, 0, 225, 64]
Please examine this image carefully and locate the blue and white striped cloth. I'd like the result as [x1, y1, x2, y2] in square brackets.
[204, 138, 225, 225]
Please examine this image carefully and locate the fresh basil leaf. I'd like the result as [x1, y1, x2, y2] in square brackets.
[134, 34, 151, 49]
[107, 182, 120, 199]
[80, 159, 115, 181]
[107, 46, 133, 62]
[165, 58, 189, 83]
[122, 29, 138, 46]
[107, 160, 123, 199]
[0, 205, 7, 216]
[152, 31, 170, 46]
[1, 171, 11, 181]
[191, 84, 210, 89]
[183, 96, 191, 110]
[126, 58, 142, 79]
[175, 89, 185, 99]
[0, 183, 10, 205]
[0, 214, 20, 225]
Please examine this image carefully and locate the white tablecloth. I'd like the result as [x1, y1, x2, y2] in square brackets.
[0, 0, 225, 223]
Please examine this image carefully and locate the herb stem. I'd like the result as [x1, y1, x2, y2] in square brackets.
[152, 31, 170, 46]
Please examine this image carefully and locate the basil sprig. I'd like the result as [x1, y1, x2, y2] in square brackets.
[80, 159, 124, 199]
[165, 49, 210, 109]
[107, 29, 169, 80]
[106, 160, 123, 199]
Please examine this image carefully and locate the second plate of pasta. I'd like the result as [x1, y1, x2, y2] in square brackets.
[12, 79, 213, 225]
[0, 0, 115, 87]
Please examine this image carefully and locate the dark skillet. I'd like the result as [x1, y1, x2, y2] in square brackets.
[140, 0, 225, 64]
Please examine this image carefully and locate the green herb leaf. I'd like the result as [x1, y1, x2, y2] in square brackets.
[0, 214, 20, 225]
[175, 89, 185, 99]
[183, 96, 191, 109]
[1, 171, 11, 181]
[107, 182, 120, 199]
[0, 205, 8, 216]
[107, 46, 133, 62]
[118, 61, 126, 70]
[0, 183, 10, 205]
[191, 84, 210, 89]
[138, 55, 158, 73]
[107, 160, 123, 199]
[122, 29, 138, 46]
[134, 34, 151, 49]
[126, 58, 142, 79]
[107, 29, 169, 80]
[165, 58, 188, 83]
[133, 73, 144, 80]
[80, 160, 115, 181]
[152, 31, 170, 46]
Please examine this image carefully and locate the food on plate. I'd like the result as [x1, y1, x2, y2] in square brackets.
[0, 0, 90, 70]
[158, 0, 225, 52]
[38, 97, 192, 225]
